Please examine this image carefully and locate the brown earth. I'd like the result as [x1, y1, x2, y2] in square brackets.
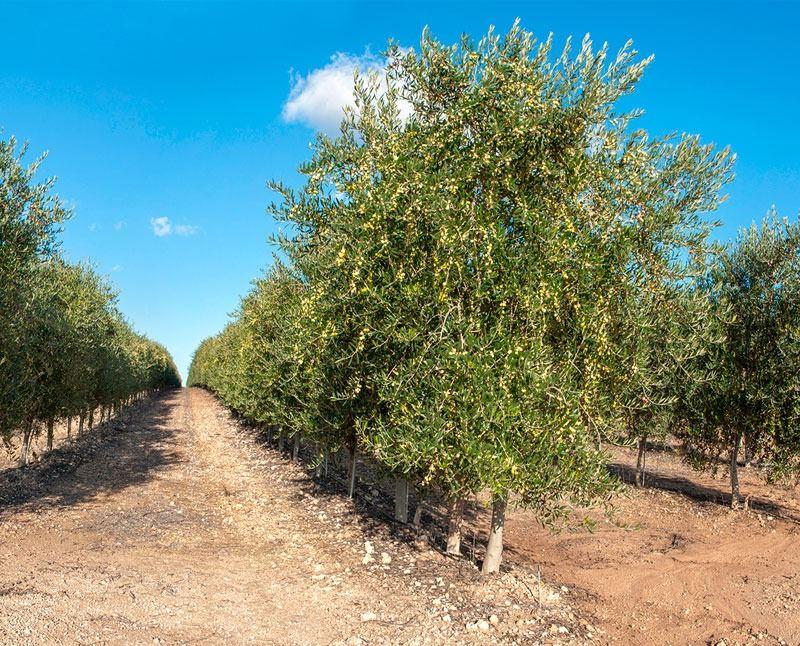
[501, 444, 800, 646]
[0, 388, 584, 645]
[3, 389, 799, 645]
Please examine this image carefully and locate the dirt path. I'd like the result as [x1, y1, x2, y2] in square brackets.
[7, 388, 793, 645]
[0, 389, 579, 645]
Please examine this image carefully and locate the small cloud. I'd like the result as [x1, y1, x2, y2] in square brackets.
[88, 223, 100, 232]
[150, 216, 198, 237]
[283, 50, 411, 133]
[150, 216, 172, 237]
[113, 220, 126, 230]
[110, 264, 123, 273]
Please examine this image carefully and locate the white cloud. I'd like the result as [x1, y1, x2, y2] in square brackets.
[150, 216, 198, 237]
[113, 220, 126, 230]
[150, 216, 172, 237]
[283, 51, 410, 133]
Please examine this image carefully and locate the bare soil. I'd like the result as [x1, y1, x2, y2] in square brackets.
[0, 389, 583, 645]
[501, 444, 800, 645]
[4, 389, 799, 645]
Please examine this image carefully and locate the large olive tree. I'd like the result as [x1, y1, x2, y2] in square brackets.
[269, 23, 734, 572]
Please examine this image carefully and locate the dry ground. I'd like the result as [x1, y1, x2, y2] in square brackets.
[3, 389, 799, 645]
[501, 446, 800, 645]
[0, 389, 582, 645]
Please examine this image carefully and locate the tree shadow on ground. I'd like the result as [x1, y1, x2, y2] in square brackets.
[608, 462, 800, 523]
[0, 392, 183, 518]
[245, 425, 800, 571]
[239, 425, 501, 573]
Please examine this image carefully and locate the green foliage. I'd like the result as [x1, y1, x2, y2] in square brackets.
[1, 136, 69, 436]
[0, 135, 180, 445]
[189, 22, 735, 530]
[680, 211, 800, 484]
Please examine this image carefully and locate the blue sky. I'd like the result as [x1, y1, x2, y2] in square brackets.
[1, 1, 798, 381]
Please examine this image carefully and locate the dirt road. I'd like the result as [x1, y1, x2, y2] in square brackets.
[4, 388, 798, 645]
[0, 389, 578, 645]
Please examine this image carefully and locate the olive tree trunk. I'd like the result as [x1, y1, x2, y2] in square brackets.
[292, 432, 301, 461]
[730, 432, 742, 509]
[19, 420, 34, 467]
[46, 418, 55, 451]
[347, 447, 357, 499]
[482, 495, 507, 575]
[314, 445, 324, 478]
[635, 435, 648, 488]
[394, 478, 409, 523]
[446, 496, 465, 555]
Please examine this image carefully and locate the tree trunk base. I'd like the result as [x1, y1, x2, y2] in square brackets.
[482, 495, 507, 575]
[394, 478, 409, 523]
[446, 497, 465, 555]
[635, 436, 647, 488]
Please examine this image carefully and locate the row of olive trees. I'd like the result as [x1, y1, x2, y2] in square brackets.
[189, 23, 799, 572]
[1, 136, 181, 465]
[619, 210, 800, 506]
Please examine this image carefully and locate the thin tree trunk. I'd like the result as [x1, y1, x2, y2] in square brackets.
[19, 420, 34, 467]
[78, 413, 85, 436]
[635, 435, 648, 487]
[347, 447, 357, 499]
[292, 432, 300, 461]
[412, 498, 424, 528]
[67, 417, 72, 441]
[482, 495, 507, 575]
[315, 445, 323, 478]
[46, 418, 54, 451]
[324, 447, 329, 477]
[88, 408, 94, 430]
[446, 496, 465, 555]
[730, 432, 742, 509]
[266, 426, 273, 445]
[278, 431, 285, 453]
[394, 478, 409, 523]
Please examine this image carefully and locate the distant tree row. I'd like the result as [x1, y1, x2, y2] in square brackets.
[188, 24, 800, 573]
[1, 136, 181, 465]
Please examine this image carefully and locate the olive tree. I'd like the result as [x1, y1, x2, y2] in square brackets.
[1, 134, 180, 460]
[269, 23, 734, 572]
[0, 136, 68, 441]
[680, 212, 800, 507]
